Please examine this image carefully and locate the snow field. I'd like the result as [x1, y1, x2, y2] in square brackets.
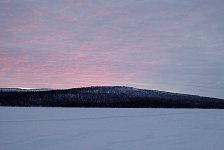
[0, 107, 224, 150]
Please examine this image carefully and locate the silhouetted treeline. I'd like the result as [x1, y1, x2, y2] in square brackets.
[0, 86, 224, 108]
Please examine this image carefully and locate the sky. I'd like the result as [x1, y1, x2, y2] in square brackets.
[0, 0, 224, 98]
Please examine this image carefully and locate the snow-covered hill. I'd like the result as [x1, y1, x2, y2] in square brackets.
[0, 88, 52, 92]
[0, 86, 223, 108]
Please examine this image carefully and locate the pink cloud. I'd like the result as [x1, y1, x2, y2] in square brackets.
[7, 19, 43, 34]
[32, 4, 45, 16]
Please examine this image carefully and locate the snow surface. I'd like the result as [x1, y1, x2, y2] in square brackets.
[0, 107, 224, 150]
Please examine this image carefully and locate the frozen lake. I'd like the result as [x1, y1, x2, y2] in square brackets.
[0, 107, 224, 150]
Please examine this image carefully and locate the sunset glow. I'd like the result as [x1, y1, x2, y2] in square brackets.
[0, 0, 224, 98]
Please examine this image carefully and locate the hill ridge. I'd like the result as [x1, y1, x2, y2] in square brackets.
[0, 86, 223, 108]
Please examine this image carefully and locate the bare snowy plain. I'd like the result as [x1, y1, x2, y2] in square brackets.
[0, 107, 224, 150]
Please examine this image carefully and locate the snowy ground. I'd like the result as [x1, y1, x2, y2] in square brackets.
[0, 107, 224, 150]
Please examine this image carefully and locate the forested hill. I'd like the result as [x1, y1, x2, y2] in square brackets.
[0, 86, 224, 108]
